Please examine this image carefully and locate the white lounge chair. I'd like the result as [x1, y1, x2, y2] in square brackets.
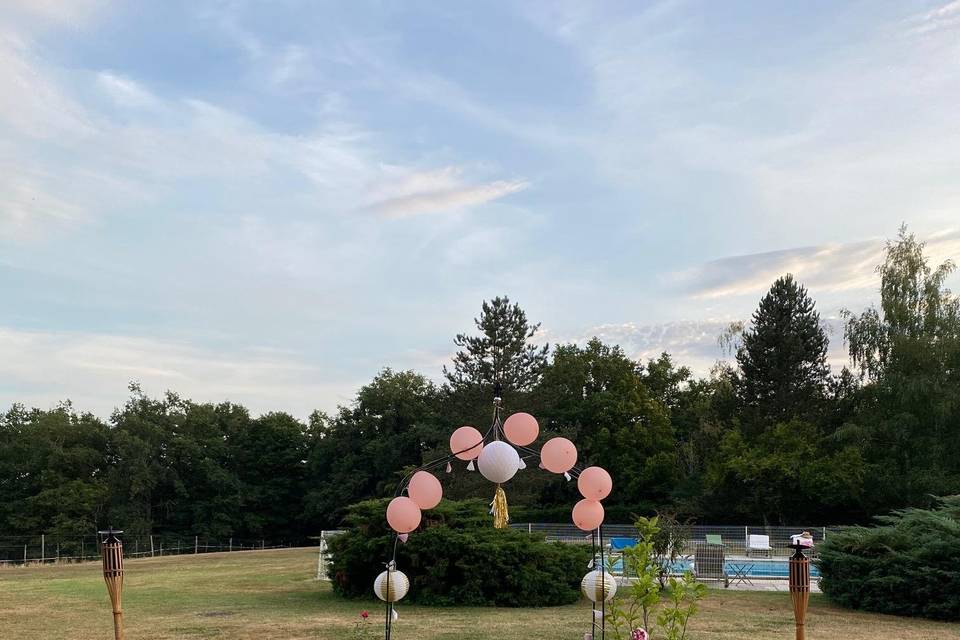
[747, 534, 772, 557]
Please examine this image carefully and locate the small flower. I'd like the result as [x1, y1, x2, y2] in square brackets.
[631, 629, 648, 640]
[360, 610, 369, 619]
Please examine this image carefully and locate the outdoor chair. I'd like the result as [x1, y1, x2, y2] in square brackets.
[747, 534, 772, 557]
[694, 542, 728, 588]
[610, 537, 638, 551]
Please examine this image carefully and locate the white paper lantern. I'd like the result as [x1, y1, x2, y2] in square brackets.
[477, 440, 521, 484]
[374, 569, 410, 602]
[580, 570, 617, 603]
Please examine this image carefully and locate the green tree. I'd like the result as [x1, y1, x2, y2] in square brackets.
[233, 411, 309, 538]
[443, 296, 548, 396]
[842, 227, 960, 509]
[737, 274, 829, 431]
[537, 339, 678, 517]
[0, 403, 109, 535]
[304, 369, 444, 529]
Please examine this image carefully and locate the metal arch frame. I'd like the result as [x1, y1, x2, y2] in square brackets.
[380, 394, 605, 640]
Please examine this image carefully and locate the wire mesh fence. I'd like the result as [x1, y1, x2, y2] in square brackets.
[0, 533, 299, 566]
[511, 523, 837, 558]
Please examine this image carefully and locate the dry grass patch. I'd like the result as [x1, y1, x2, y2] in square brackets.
[0, 547, 956, 639]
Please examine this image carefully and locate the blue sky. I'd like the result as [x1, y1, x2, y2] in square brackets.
[2, 0, 960, 417]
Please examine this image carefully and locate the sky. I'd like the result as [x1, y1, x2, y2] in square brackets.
[2, 0, 960, 418]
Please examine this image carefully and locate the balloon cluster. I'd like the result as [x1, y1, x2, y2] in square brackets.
[384, 411, 613, 536]
[378, 407, 615, 637]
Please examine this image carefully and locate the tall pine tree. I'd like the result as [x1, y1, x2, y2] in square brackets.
[443, 296, 549, 396]
[736, 274, 829, 431]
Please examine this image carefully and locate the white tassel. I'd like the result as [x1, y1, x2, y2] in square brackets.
[587, 559, 594, 569]
[564, 471, 571, 481]
[593, 609, 604, 620]
[519, 458, 527, 469]
[445, 462, 452, 473]
[467, 460, 475, 471]
[392, 608, 399, 622]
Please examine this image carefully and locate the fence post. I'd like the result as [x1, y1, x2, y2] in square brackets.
[81, 538, 84, 561]
[150, 535, 155, 557]
[41, 534, 45, 563]
[261, 540, 265, 550]
[23, 545, 27, 564]
[229, 537, 233, 553]
[528, 523, 532, 535]
[195, 536, 198, 554]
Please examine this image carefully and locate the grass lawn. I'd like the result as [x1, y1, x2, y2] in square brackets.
[0, 547, 957, 639]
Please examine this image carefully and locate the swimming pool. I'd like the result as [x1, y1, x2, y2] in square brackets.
[607, 557, 821, 578]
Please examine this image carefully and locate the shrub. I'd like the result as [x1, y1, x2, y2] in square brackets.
[818, 496, 960, 621]
[327, 498, 591, 607]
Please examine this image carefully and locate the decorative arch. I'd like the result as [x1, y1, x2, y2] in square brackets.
[374, 393, 615, 640]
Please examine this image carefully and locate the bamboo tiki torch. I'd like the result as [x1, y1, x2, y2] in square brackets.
[788, 541, 811, 640]
[99, 528, 125, 640]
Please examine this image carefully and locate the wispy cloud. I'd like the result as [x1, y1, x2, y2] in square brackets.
[366, 171, 529, 219]
[908, 0, 960, 34]
[673, 229, 960, 300]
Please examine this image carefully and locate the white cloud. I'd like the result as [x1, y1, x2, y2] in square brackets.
[0, 0, 105, 26]
[366, 174, 529, 219]
[0, 32, 528, 239]
[0, 327, 360, 418]
[96, 71, 160, 109]
[673, 229, 960, 300]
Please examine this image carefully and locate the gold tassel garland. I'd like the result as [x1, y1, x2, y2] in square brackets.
[492, 485, 509, 529]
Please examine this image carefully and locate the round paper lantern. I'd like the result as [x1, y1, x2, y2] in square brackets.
[572, 498, 605, 531]
[450, 426, 484, 460]
[407, 471, 442, 509]
[581, 570, 617, 602]
[386, 497, 421, 533]
[477, 440, 521, 484]
[503, 412, 539, 446]
[541, 437, 577, 473]
[374, 569, 410, 602]
[578, 466, 613, 501]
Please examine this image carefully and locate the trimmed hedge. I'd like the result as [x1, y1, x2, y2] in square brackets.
[327, 498, 591, 607]
[818, 496, 960, 621]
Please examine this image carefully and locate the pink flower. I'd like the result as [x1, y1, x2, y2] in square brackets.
[631, 629, 648, 640]
[360, 610, 369, 619]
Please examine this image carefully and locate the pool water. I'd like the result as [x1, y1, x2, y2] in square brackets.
[607, 558, 821, 578]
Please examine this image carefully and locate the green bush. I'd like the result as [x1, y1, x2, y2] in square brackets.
[327, 498, 591, 606]
[818, 496, 960, 620]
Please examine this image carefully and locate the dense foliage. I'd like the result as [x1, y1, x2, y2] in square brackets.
[2, 228, 959, 539]
[327, 499, 590, 606]
[818, 497, 960, 620]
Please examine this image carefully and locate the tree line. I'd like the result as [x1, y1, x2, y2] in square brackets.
[2, 227, 958, 538]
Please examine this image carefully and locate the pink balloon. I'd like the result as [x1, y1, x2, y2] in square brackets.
[386, 497, 421, 533]
[450, 426, 484, 460]
[503, 412, 540, 446]
[408, 471, 443, 509]
[572, 499, 605, 531]
[577, 467, 613, 501]
[540, 437, 577, 473]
